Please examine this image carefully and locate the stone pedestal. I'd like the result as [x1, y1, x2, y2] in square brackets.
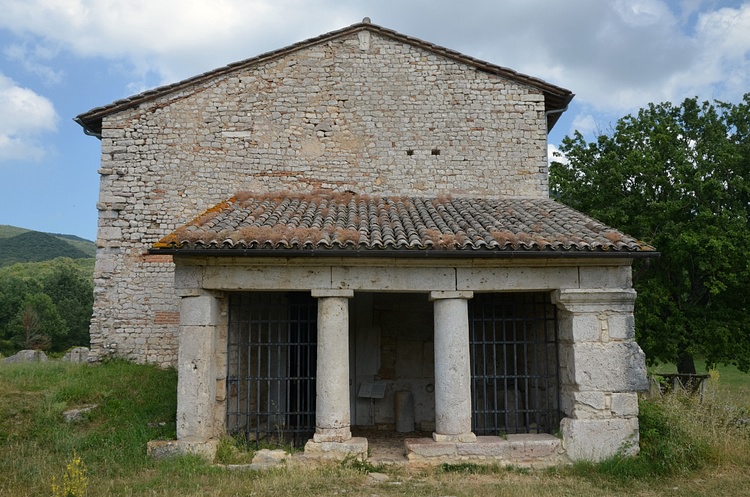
[430, 291, 476, 443]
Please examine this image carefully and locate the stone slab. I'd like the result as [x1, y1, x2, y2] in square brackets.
[405, 438, 457, 458]
[304, 437, 368, 460]
[408, 434, 563, 463]
[561, 417, 639, 461]
[147, 438, 219, 461]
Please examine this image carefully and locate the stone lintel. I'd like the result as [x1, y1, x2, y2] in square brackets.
[429, 290, 473, 301]
[311, 288, 354, 298]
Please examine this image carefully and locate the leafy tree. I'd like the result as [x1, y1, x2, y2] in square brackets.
[41, 259, 93, 349]
[0, 257, 93, 353]
[10, 293, 67, 351]
[551, 94, 750, 373]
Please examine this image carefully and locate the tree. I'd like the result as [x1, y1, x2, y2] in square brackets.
[0, 257, 93, 354]
[10, 293, 67, 351]
[41, 259, 93, 350]
[550, 94, 750, 373]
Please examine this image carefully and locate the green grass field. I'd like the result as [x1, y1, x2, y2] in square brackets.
[1, 360, 749, 497]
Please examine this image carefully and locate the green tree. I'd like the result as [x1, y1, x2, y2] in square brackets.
[10, 293, 67, 351]
[0, 257, 93, 353]
[0, 274, 36, 353]
[41, 259, 93, 350]
[550, 94, 750, 373]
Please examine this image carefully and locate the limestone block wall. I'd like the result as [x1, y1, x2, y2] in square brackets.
[553, 289, 648, 461]
[90, 29, 549, 365]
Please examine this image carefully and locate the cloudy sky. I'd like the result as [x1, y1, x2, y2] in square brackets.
[0, 0, 748, 241]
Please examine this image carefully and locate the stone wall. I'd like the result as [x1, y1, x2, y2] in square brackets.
[90, 29, 549, 365]
[553, 289, 648, 460]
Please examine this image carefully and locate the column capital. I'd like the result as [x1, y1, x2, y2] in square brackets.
[311, 288, 354, 298]
[429, 290, 473, 301]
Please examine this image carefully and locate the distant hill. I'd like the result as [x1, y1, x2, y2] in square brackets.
[0, 225, 96, 267]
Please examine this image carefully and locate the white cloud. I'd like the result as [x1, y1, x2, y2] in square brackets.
[570, 113, 600, 138]
[0, 74, 58, 162]
[547, 143, 568, 166]
[4, 44, 64, 84]
[0, 0, 747, 117]
[0, 0, 355, 87]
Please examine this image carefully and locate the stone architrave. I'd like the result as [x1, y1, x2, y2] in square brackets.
[311, 289, 354, 443]
[429, 291, 476, 443]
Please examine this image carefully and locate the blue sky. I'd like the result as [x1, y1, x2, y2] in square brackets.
[0, 0, 748, 241]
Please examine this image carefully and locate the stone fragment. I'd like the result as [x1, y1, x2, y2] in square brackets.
[63, 404, 98, 422]
[2, 350, 48, 363]
[61, 347, 90, 363]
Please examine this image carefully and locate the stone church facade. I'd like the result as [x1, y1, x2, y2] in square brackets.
[76, 20, 655, 464]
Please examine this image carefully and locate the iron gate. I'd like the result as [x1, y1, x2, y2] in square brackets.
[469, 292, 560, 435]
[226, 292, 317, 447]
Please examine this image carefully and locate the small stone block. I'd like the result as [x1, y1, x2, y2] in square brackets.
[405, 438, 457, 458]
[523, 435, 561, 458]
[433, 432, 477, 443]
[456, 436, 510, 458]
[304, 437, 368, 460]
[147, 439, 218, 461]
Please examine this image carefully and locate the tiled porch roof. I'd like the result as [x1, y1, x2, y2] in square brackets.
[153, 192, 656, 256]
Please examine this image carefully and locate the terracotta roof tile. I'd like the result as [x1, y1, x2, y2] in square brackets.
[153, 192, 656, 256]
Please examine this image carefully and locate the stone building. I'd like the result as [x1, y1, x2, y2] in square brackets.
[76, 19, 656, 464]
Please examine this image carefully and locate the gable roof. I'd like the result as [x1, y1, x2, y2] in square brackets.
[75, 19, 574, 137]
[151, 192, 656, 259]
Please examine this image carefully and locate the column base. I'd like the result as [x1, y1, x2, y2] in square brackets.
[313, 427, 352, 443]
[433, 432, 477, 443]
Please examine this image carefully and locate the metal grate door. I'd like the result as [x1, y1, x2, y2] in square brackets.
[469, 292, 560, 435]
[226, 292, 317, 448]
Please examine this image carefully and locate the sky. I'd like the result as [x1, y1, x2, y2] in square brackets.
[0, 0, 748, 241]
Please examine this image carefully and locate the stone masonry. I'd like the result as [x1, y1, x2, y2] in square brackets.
[80, 21, 651, 464]
[88, 28, 549, 366]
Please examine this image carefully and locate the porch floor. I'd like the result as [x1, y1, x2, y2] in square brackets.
[351, 428, 431, 464]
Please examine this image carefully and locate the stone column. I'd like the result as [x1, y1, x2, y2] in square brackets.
[311, 289, 354, 443]
[430, 291, 476, 443]
[171, 292, 221, 459]
[553, 288, 648, 461]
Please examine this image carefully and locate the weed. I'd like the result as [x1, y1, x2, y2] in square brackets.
[51, 452, 88, 497]
[440, 462, 501, 475]
[340, 455, 383, 474]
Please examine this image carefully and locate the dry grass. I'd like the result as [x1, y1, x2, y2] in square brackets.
[2, 362, 750, 496]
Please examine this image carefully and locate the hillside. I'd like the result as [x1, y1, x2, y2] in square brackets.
[0, 226, 95, 267]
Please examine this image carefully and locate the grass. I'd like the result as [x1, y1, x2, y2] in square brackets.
[1, 360, 750, 496]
